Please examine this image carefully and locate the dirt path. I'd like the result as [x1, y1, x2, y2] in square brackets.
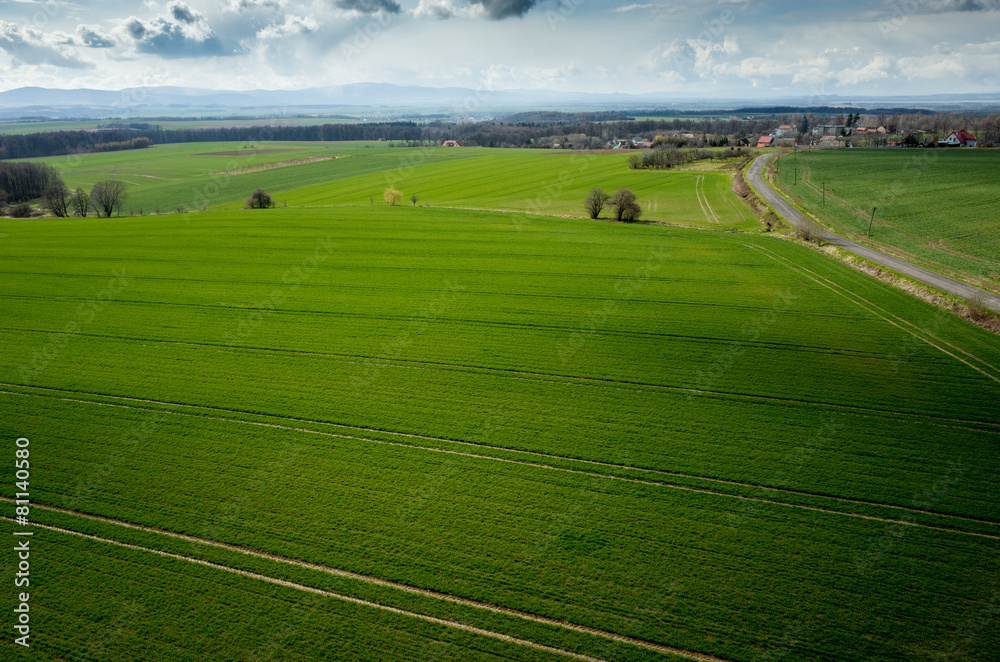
[746, 153, 1000, 313]
[0, 511, 733, 662]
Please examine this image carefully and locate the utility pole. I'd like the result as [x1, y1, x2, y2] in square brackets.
[868, 207, 876, 235]
[822, 181, 825, 205]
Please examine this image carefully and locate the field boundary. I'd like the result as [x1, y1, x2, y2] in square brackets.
[743, 243, 1000, 386]
[747, 153, 1000, 314]
[2, 512, 732, 662]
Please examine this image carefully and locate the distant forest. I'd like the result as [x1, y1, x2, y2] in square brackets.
[0, 109, 996, 160]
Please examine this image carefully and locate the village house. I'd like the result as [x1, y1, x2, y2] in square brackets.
[811, 125, 847, 137]
[441, 140, 462, 147]
[939, 130, 978, 147]
[774, 124, 795, 138]
[757, 136, 774, 148]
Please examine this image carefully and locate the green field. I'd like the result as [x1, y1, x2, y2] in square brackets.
[34, 142, 757, 229]
[772, 149, 1000, 293]
[1, 197, 999, 660]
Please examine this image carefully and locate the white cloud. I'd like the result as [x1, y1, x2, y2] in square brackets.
[836, 54, 892, 85]
[113, 2, 230, 58]
[897, 40, 1000, 83]
[0, 20, 93, 68]
[256, 14, 319, 40]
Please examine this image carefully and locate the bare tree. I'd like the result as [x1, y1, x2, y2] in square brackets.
[71, 188, 90, 217]
[43, 184, 70, 217]
[245, 188, 274, 209]
[584, 188, 609, 219]
[986, 113, 1000, 146]
[91, 180, 128, 217]
[610, 188, 641, 222]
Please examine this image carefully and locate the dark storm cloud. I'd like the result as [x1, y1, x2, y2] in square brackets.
[468, 0, 537, 19]
[335, 0, 403, 13]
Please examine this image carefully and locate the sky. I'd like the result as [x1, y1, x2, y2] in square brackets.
[0, 0, 998, 97]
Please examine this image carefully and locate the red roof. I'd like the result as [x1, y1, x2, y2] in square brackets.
[956, 130, 977, 142]
[757, 136, 773, 144]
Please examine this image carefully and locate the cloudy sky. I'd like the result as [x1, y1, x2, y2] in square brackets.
[0, 0, 998, 97]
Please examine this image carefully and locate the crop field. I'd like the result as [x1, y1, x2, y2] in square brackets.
[35, 142, 758, 229]
[33, 141, 453, 215]
[1, 199, 998, 660]
[771, 149, 1000, 293]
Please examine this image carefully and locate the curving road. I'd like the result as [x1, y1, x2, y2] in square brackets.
[746, 152, 1000, 314]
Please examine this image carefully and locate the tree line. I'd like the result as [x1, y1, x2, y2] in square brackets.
[2, 110, 997, 161]
[0, 162, 61, 204]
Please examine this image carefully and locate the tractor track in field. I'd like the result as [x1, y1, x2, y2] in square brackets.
[0, 512, 733, 662]
[5, 335, 1000, 433]
[743, 243, 1000, 385]
[693, 175, 719, 224]
[3, 387, 999, 537]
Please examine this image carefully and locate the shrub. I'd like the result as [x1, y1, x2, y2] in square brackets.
[384, 188, 403, 206]
[610, 188, 642, 222]
[245, 189, 274, 209]
[9, 202, 33, 218]
[584, 188, 609, 219]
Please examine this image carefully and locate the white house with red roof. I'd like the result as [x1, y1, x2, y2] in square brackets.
[940, 130, 978, 147]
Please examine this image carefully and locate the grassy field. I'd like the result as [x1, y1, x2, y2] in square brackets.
[33, 142, 758, 229]
[772, 149, 1000, 293]
[1, 201, 999, 661]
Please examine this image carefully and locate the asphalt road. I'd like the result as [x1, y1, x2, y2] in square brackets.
[746, 152, 1000, 314]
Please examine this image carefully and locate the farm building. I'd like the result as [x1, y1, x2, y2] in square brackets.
[757, 136, 774, 148]
[441, 140, 463, 147]
[774, 124, 795, 138]
[939, 131, 978, 147]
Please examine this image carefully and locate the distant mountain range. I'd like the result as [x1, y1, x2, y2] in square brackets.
[0, 84, 998, 120]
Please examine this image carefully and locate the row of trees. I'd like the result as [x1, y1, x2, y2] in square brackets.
[0, 129, 157, 160]
[0, 162, 62, 204]
[4, 110, 996, 160]
[38, 180, 127, 218]
[585, 188, 641, 222]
